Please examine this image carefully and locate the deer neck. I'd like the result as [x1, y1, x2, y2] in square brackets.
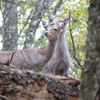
[55, 29, 68, 55]
[42, 40, 57, 62]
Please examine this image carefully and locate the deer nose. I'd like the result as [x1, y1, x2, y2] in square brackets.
[45, 32, 48, 36]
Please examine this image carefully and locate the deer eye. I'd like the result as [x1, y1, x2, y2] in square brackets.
[50, 22, 54, 26]
[54, 28, 57, 31]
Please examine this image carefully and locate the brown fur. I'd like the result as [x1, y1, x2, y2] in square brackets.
[0, 25, 60, 71]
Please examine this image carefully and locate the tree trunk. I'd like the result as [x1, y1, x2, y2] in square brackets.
[52, 0, 63, 15]
[0, 65, 80, 100]
[2, 0, 18, 51]
[79, 0, 100, 100]
[23, 0, 55, 48]
[34, 0, 63, 47]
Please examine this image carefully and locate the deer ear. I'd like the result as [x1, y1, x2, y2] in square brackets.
[42, 20, 49, 29]
[47, 13, 55, 22]
[59, 22, 65, 29]
[64, 12, 70, 22]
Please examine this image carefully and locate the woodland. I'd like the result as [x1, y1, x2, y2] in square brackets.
[0, 0, 100, 100]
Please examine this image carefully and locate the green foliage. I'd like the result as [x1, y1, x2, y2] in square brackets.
[64, 0, 88, 79]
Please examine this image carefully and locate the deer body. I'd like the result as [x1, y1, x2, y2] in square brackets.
[42, 13, 70, 76]
[11, 41, 56, 70]
[0, 24, 60, 70]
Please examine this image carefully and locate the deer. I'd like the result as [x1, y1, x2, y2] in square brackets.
[0, 22, 60, 71]
[42, 13, 70, 76]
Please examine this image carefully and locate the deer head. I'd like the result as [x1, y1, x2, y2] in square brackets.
[42, 20, 60, 41]
[47, 12, 70, 32]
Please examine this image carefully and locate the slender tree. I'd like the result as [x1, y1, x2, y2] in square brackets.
[79, 0, 100, 100]
[2, 0, 18, 51]
[34, 0, 63, 47]
[23, 0, 55, 48]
